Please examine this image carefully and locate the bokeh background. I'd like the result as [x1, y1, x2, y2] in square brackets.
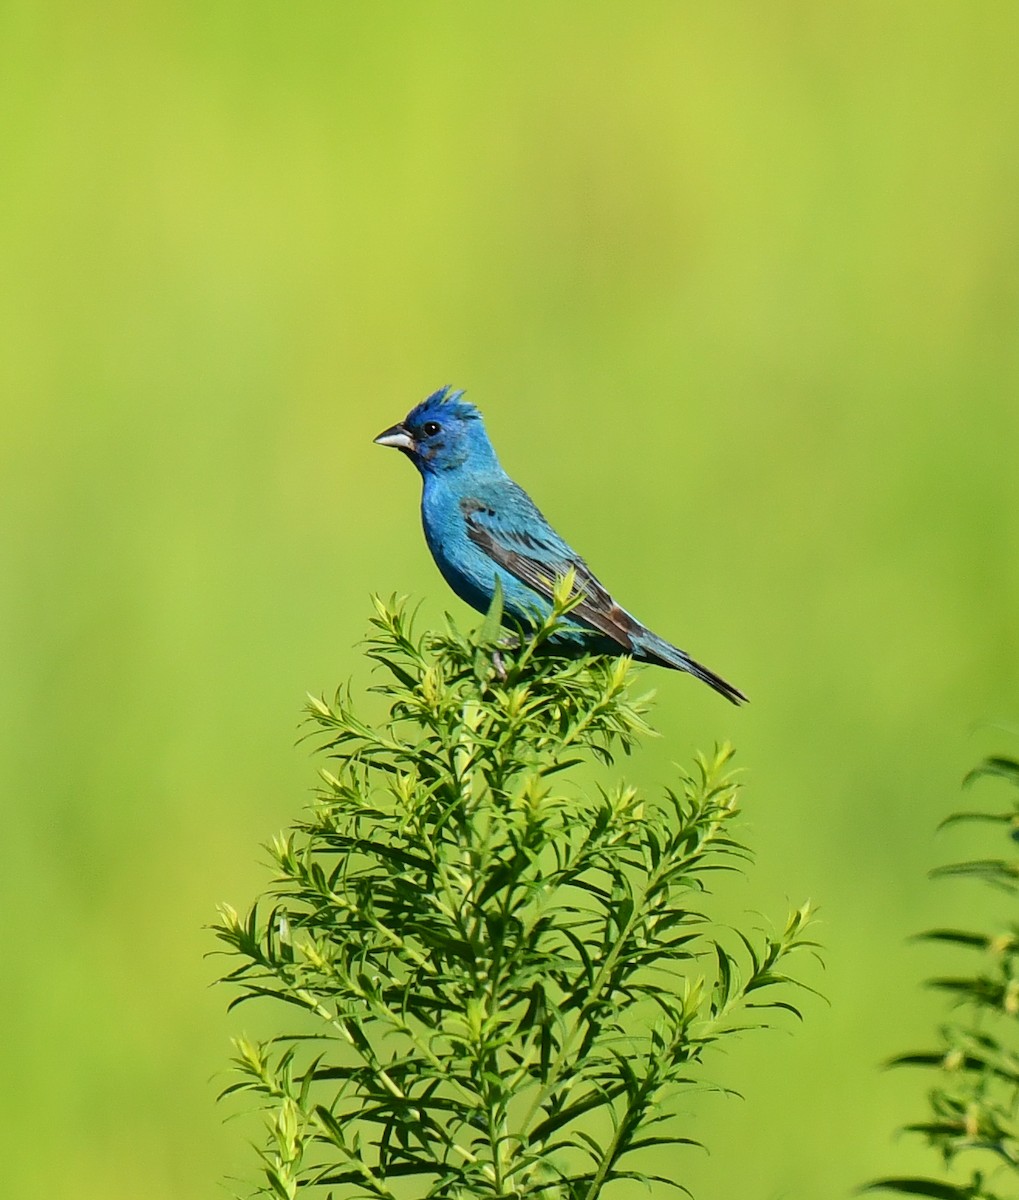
[3, 3, 1018, 1197]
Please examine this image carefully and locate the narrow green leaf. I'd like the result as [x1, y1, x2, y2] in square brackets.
[963, 756, 1019, 789]
[478, 575, 504, 644]
[860, 1179, 976, 1198]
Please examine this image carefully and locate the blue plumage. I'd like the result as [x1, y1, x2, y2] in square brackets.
[374, 386, 747, 704]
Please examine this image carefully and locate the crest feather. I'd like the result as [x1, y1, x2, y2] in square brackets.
[406, 385, 479, 426]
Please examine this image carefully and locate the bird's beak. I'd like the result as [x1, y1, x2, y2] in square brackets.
[373, 422, 416, 452]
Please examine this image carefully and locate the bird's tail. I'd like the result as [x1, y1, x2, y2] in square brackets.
[634, 630, 748, 706]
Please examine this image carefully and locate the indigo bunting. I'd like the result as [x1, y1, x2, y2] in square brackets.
[374, 387, 747, 704]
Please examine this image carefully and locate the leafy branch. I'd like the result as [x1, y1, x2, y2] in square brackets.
[215, 585, 816, 1198]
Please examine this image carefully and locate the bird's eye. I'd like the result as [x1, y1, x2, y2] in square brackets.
[422, 421, 441, 437]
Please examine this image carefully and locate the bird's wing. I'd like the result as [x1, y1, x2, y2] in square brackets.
[460, 489, 642, 651]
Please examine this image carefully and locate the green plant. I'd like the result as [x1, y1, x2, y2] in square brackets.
[215, 585, 815, 1199]
[866, 753, 1019, 1200]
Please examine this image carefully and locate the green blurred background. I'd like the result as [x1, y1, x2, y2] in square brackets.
[2, 2, 1018, 1196]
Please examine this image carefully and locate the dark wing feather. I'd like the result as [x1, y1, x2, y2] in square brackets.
[460, 495, 640, 650]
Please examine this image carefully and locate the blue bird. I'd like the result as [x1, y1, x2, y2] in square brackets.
[374, 387, 747, 705]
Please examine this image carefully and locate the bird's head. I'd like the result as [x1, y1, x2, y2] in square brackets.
[374, 386, 498, 476]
